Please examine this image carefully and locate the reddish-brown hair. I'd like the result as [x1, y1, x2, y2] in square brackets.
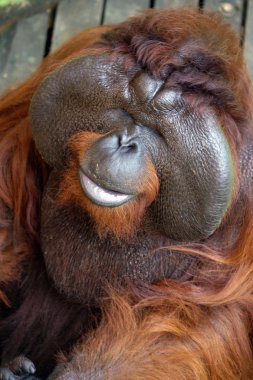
[0, 7, 253, 379]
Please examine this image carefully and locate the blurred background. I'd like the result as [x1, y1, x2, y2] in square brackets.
[0, 0, 252, 95]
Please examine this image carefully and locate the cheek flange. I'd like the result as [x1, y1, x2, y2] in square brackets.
[29, 54, 131, 169]
[149, 104, 234, 242]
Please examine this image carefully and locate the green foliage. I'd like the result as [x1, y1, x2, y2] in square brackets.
[0, 0, 25, 7]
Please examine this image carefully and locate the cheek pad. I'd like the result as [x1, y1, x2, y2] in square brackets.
[29, 55, 234, 242]
[29, 54, 132, 169]
[149, 105, 234, 241]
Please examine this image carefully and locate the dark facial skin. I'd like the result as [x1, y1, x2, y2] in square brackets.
[79, 124, 162, 207]
[30, 54, 234, 303]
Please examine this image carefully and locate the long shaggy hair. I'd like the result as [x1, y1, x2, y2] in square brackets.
[0, 7, 253, 379]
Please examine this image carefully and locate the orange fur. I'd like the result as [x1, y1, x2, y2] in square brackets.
[58, 279, 253, 380]
[0, 26, 112, 296]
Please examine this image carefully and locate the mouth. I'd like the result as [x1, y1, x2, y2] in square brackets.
[79, 170, 134, 207]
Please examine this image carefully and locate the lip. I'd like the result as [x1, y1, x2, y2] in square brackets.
[79, 170, 134, 207]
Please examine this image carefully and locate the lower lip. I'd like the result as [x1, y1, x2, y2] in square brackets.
[79, 170, 134, 207]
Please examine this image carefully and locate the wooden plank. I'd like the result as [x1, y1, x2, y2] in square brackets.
[0, 22, 16, 70]
[51, 0, 103, 50]
[155, 0, 198, 7]
[0, 0, 61, 27]
[103, 0, 149, 24]
[204, 0, 244, 34]
[0, 11, 48, 94]
[244, 0, 253, 80]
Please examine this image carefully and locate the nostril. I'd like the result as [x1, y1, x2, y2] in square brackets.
[118, 135, 139, 152]
[117, 130, 139, 153]
[120, 141, 138, 154]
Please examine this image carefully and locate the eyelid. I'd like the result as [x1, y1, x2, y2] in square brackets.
[152, 89, 182, 112]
